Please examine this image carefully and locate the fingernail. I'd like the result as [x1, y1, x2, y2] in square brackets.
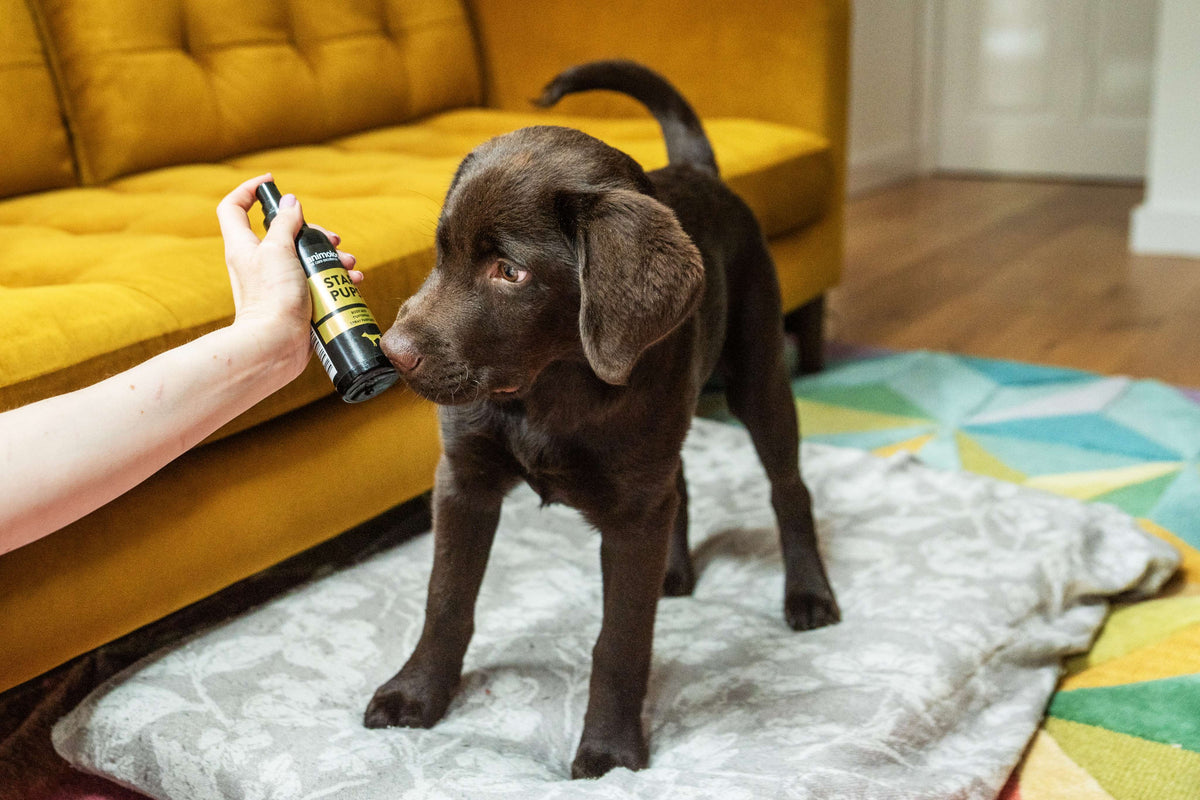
[280, 193, 297, 208]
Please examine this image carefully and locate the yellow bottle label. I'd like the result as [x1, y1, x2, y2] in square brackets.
[308, 267, 379, 345]
[309, 268, 364, 320]
[317, 306, 377, 341]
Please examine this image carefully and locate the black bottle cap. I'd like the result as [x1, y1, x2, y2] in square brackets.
[256, 180, 283, 230]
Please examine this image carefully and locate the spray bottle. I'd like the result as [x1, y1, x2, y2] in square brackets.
[256, 181, 398, 403]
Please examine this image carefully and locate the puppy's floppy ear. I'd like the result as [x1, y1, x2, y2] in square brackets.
[571, 189, 704, 385]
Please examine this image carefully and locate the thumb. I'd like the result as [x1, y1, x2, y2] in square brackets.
[264, 193, 304, 250]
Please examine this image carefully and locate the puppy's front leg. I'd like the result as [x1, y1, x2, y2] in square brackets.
[365, 457, 509, 730]
[573, 488, 676, 779]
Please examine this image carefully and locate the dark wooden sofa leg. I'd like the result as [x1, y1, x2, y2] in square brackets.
[784, 295, 826, 375]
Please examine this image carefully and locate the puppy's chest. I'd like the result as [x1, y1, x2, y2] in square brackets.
[500, 426, 608, 508]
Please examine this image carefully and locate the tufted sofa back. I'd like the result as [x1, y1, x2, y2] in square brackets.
[0, 0, 77, 197]
[26, 0, 483, 185]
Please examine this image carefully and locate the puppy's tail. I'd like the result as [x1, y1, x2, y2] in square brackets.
[536, 60, 719, 177]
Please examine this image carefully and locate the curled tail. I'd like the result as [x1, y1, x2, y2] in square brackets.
[536, 59, 718, 176]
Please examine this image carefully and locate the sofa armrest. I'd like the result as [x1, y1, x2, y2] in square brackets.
[464, 0, 850, 168]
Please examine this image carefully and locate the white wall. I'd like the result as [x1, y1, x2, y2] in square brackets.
[848, 0, 1158, 193]
[1130, 0, 1200, 257]
[936, 0, 1155, 180]
[846, 0, 936, 196]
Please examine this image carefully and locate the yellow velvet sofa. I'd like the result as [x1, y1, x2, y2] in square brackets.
[0, 0, 849, 693]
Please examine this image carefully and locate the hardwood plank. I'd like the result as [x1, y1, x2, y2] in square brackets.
[832, 177, 1200, 387]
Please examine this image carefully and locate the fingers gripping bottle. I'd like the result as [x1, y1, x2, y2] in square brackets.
[256, 181, 398, 403]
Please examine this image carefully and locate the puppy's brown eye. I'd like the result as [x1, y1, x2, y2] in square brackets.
[493, 260, 530, 284]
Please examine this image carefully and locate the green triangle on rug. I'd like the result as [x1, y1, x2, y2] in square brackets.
[796, 382, 931, 419]
[1049, 674, 1200, 753]
[1092, 470, 1185, 518]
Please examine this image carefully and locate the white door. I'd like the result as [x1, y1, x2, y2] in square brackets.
[937, 0, 1157, 180]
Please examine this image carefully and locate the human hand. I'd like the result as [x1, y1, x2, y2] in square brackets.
[216, 173, 362, 376]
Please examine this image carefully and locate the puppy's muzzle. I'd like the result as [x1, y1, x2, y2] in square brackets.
[381, 330, 423, 376]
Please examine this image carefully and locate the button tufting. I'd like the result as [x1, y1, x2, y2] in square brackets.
[22, 0, 484, 183]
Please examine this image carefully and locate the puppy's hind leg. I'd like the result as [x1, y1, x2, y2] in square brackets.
[662, 465, 695, 597]
[721, 247, 839, 631]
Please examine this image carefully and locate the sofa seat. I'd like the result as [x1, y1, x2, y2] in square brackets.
[0, 108, 831, 436]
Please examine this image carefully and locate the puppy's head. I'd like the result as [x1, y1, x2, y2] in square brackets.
[382, 126, 703, 405]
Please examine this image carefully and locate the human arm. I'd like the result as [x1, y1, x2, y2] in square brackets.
[0, 173, 359, 554]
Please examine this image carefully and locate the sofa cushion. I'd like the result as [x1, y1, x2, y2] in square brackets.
[28, 0, 482, 184]
[338, 110, 834, 241]
[0, 0, 76, 198]
[0, 108, 830, 437]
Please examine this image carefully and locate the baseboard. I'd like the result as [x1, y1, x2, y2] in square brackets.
[848, 142, 924, 197]
[1130, 204, 1200, 258]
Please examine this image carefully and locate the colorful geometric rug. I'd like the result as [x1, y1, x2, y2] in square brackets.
[786, 348, 1200, 800]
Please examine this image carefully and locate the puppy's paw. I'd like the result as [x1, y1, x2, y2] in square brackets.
[363, 671, 454, 730]
[785, 589, 841, 631]
[571, 736, 649, 779]
[661, 561, 696, 597]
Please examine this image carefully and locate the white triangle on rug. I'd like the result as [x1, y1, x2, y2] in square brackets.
[969, 377, 1131, 425]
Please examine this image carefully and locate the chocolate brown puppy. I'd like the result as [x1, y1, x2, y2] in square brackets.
[366, 60, 839, 779]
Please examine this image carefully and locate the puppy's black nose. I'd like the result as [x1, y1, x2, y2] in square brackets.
[381, 331, 423, 375]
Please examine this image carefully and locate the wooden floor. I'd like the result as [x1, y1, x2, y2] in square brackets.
[831, 176, 1200, 387]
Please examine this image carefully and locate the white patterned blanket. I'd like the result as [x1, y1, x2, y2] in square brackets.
[53, 419, 1178, 799]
